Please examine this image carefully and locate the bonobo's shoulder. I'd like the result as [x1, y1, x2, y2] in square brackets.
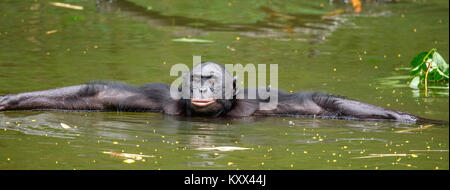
[139, 83, 171, 90]
[86, 81, 141, 92]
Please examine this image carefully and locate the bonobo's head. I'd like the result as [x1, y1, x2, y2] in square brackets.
[181, 62, 238, 116]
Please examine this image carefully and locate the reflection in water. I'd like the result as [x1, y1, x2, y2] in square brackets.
[95, 0, 345, 49]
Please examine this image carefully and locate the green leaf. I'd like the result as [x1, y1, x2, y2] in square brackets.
[432, 52, 449, 78]
[409, 76, 420, 89]
[410, 51, 428, 68]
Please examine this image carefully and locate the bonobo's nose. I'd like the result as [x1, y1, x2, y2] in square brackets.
[199, 87, 208, 93]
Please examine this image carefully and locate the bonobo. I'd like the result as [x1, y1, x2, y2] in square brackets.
[0, 62, 440, 123]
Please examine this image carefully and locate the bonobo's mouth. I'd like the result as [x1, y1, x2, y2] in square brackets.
[191, 98, 215, 107]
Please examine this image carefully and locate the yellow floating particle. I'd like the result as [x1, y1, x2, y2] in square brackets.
[163, 61, 166, 65]
[228, 2, 232, 6]
[31, 120, 36, 122]
[7, 158, 11, 161]
[397, 54, 401, 57]
[411, 154, 418, 158]
[227, 162, 233, 166]
[5, 122, 10, 125]
[401, 14, 405, 18]
[46, 30, 58, 35]
[136, 144, 140, 148]
[123, 159, 135, 164]
[343, 146, 348, 149]
[154, 149, 158, 152]
[407, 164, 412, 167]
[359, 57, 362, 61]
[333, 160, 336, 163]
[435, 166, 439, 170]
[290, 164, 294, 168]
[56, 161, 58, 164]
[261, 162, 265, 166]
[236, 36, 240, 40]
[374, 66, 378, 69]
[291, 152, 295, 155]
[322, 36, 326, 40]
[375, 166, 379, 170]
[332, 153, 336, 156]
[94, 45, 98, 48]
[214, 152, 219, 156]
[113, 141, 118, 144]
[333, 68, 337, 72]
[413, 28, 416, 32]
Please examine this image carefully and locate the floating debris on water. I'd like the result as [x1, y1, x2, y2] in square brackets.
[409, 150, 448, 152]
[103, 151, 155, 160]
[395, 125, 432, 133]
[352, 153, 419, 159]
[172, 38, 214, 43]
[60, 123, 71, 129]
[123, 159, 135, 164]
[195, 146, 250, 151]
[46, 30, 58, 35]
[49, 2, 83, 10]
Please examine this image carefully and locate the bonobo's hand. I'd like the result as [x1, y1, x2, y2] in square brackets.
[0, 95, 14, 111]
[0, 95, 8, 110]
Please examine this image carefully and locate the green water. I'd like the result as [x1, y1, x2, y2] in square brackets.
[0, 0, 448, 170]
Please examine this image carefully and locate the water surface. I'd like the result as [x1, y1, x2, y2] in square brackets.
[0, 0, 448, 170]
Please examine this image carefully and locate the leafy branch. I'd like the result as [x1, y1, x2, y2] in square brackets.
[409, 48, 449, 96]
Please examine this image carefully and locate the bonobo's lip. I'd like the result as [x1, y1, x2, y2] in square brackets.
[191, 98, 215, 107]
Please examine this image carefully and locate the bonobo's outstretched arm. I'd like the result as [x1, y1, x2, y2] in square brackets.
[311, 93, 421, 122]
[0, 82, 179, 114]
[254, 91, 435, 123]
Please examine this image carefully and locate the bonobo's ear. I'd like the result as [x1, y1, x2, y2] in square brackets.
[233, 76, 239, 95]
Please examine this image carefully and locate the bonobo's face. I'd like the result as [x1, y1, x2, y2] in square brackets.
[182, 62, 235, 115]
